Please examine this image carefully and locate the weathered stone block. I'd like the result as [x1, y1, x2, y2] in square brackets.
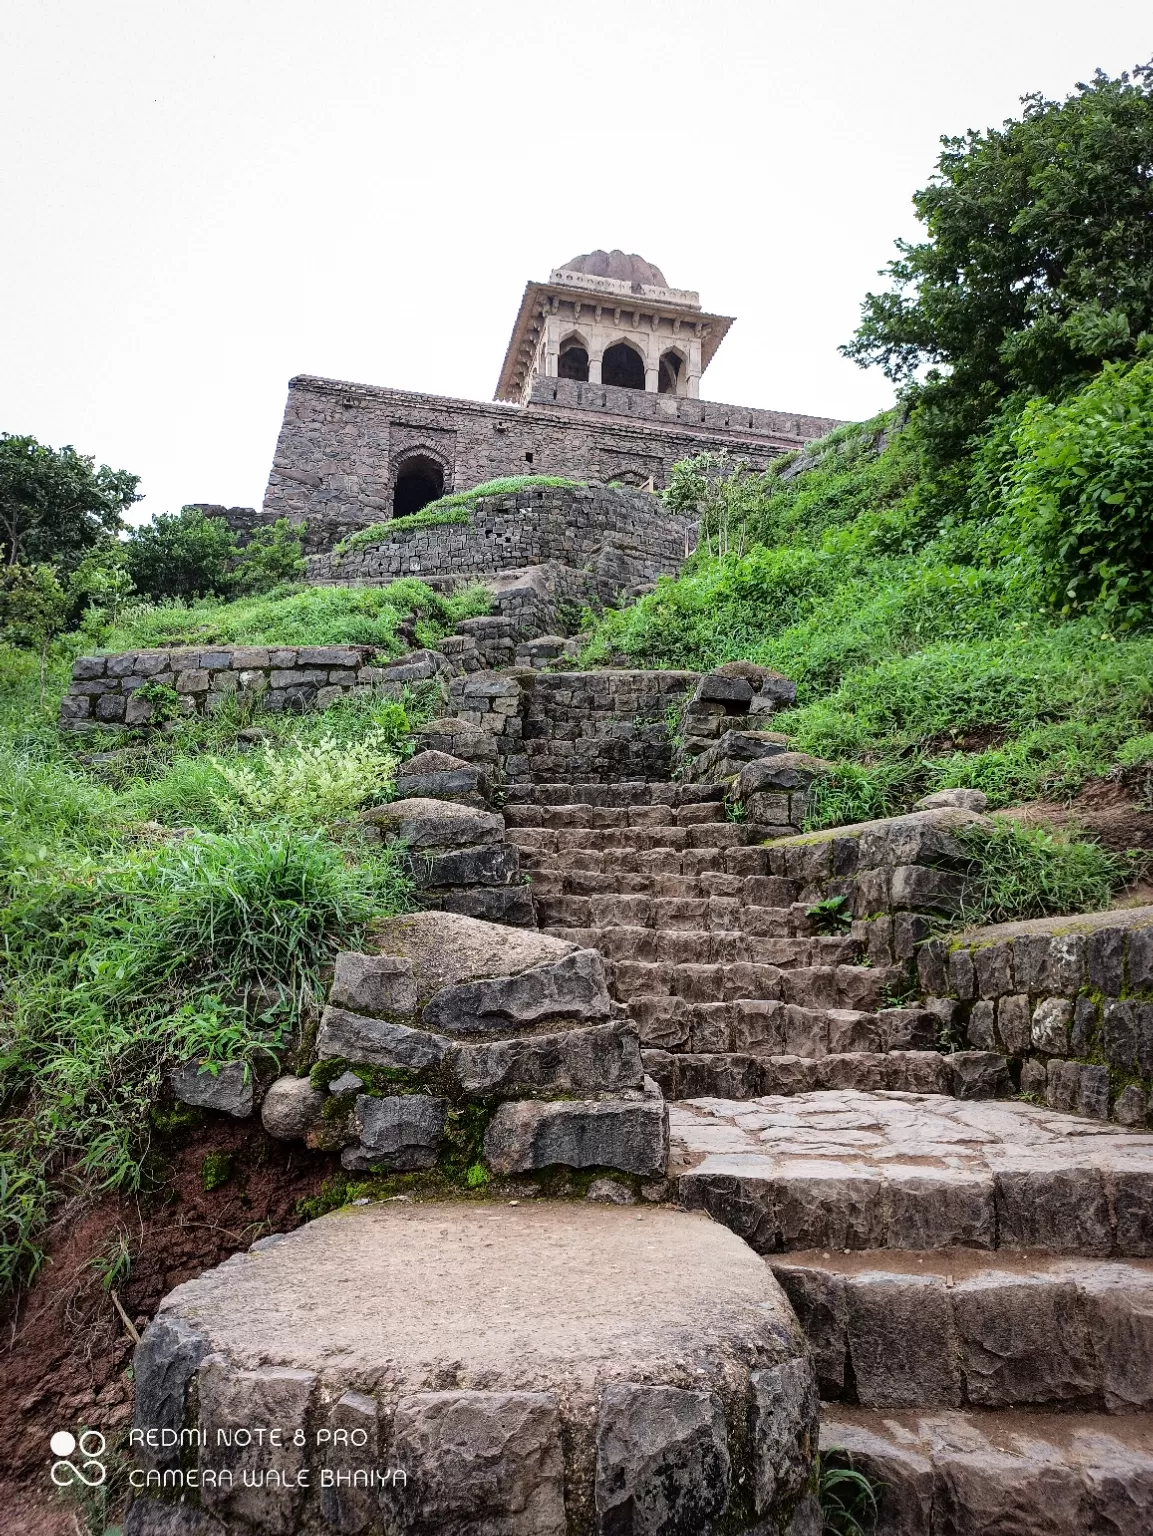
[422, 949, 612, 1037]
[361, 797, 503, 849]
[844, 1273, 961, 1406]
[454, 1021, 644, 1097]
[330, 952, 419, 1018]
[949, 1051, 1010, 1099]
[196, 1361, 316, 1533]
[169, 1060, 253, 1117]
[953, 1274, 1096, 1407]
[997, 993, 1032, 1054]
[484, 1096, 668, 1176]
[315, 1006, 451, 1069]
[341, 1093, 446, 1171]
[595, 1383, 730, 1536]
[1032, 996, 1072, 1054]
[384, 1390, 565, 1536]
[419, 842, 521, 887]
[131, 1314, 210, 1470]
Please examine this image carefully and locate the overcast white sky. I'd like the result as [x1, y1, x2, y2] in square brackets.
[2, 2, 1151, 522]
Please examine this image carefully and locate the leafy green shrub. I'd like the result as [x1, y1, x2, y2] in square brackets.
[955, 818, 1134, 928]
[231, 518, 307, 592]
[209, 731, 398, 828]
[1001, 358, 1153, 627]
[125, 506, 239, 601]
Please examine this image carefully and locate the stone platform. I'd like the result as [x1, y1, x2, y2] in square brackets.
[129, 1201, 819, 1535]
[671, 1090, 1153, 1254]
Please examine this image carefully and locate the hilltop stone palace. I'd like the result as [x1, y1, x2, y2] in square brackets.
[236, 250, 842, 550]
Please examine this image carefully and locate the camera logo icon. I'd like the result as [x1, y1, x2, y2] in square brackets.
[50, 1429, 107, 1487]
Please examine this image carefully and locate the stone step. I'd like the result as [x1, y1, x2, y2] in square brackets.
[627, 997, 941, 1057]
[606, 958, 907, 1010]
[536, 894, 802, 932]
[819, 1406, 1153, 1534]
[543, 923, 857, 968]
[501, 779, 727, 808]
[529, 872, 801, 906]
[774, 1248, 1153, 1412]
[647, 1048, 967, 1101]
[504, 802, 727, 829]
[670, 1089, 1153, 1257]
[507, 822, 765, 853]
[518, 844, 776, 878]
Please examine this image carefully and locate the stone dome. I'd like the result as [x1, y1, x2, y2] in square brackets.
[558, 249, 668, 288]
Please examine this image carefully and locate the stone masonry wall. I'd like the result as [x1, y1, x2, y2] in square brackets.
[59, 645, 452, 729]
[448, 670, 699, 783]
[917, 906, 1153, 1128]
[261, 374, 837, 546]
[306, 484, 691, 597]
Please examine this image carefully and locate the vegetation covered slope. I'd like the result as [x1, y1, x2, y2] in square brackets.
[0, 581, 473, 1291]
[585, 64, 1153, 837]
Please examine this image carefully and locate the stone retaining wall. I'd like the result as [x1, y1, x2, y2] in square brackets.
[306, 484, 691, 598]
[918, 906, 1153, 1127]
[59, 645, 452, 728]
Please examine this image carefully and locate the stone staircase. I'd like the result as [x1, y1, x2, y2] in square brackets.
[502, 782, 984, 1108]
[496, 773, 1153, 1529]
[136, 666, 1153, 1535]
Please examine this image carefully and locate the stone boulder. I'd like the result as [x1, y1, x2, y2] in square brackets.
[132, 1202, 816, 1535]
[914, 788, 989, 813]
[735, 752, 832, 799]
[359, 797, 503, 849]
[361, 911, 580, 1003]
[393, 750, 491, 808]
[261, 1076, 325, 1140]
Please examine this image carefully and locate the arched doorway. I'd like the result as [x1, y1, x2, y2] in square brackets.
[559, 344, 589, 381]
[393, 455, 445, 518]
[602, 341, 646, 390]
[658, 350, 684, 395]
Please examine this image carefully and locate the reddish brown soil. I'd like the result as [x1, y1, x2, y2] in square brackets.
[924, 724, 1011, 755]
[998, 768, 1153, 857]
[0, 1118, 340, 1535]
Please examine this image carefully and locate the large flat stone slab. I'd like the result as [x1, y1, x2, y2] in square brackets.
[671, 1089, 1153, 1256]
[820, 1406, 1153, 1536]
[129, 1202, 816, 1535]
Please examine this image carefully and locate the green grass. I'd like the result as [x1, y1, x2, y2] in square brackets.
[335, 475, 587, 553]
[955, 818, 1134, 929]
[584, 415, 1153, 827]
[0, 636, 423, 1293]
[94, 578, 491, 653]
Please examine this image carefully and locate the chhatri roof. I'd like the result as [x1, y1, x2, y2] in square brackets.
[495, 250, 733, 402]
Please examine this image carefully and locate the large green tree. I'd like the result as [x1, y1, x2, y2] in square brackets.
[0, 433, 140, 566]
[843, 64, 1153, 459]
